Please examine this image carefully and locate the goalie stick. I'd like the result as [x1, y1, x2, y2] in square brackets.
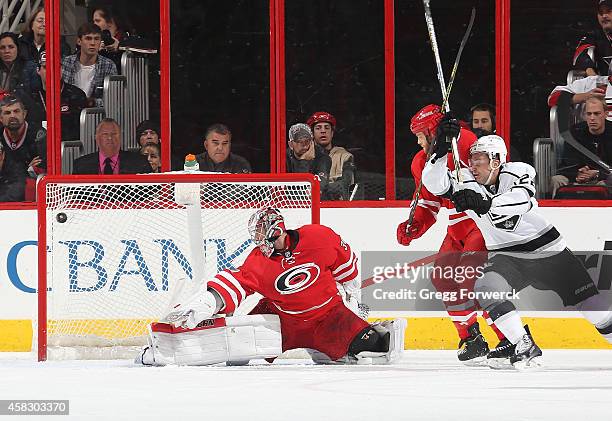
[407, 4, 476, 226]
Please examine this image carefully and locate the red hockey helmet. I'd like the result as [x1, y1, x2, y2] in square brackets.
[306, 111, 337, 129]
[410, 104, 443, 138]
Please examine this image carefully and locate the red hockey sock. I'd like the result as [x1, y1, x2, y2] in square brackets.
[449, 311, 478, 340]
[482, 310, 505, 340]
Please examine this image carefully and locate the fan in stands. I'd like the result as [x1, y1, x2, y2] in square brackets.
[138, 208, 406, 366]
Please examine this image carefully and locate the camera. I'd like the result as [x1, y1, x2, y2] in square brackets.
[101, 30, 114, 46]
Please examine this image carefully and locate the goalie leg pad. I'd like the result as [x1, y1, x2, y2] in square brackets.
[137, 315, 282, 366]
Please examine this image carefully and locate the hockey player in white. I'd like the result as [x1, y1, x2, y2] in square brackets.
[422, 133, 612, 369]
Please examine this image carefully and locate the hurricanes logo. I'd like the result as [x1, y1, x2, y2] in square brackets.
[275, 263, 320, 295]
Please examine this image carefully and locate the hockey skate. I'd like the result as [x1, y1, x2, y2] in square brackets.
[486, 338, 515, 369]
[457, 322, 489, 366]
[510, 326, 543, 370]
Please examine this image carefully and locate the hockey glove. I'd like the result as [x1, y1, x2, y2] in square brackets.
[163, 289, 218, 329]
[451, 189, 491, 215]
[396, 219, 423, 246]
[433, 112, 460, 160]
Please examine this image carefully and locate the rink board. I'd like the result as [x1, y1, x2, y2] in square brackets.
[1, 206, 612, 351]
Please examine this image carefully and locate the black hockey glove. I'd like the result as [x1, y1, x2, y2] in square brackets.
[438, 112, 461, 140]
[451, 189, 491, 215]
[433, 112, 460, 160]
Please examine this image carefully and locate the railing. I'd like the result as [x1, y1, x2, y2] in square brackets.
[122, 51, 150, 149]
[532, 138, 555, 199]
[79, 107, 105, 155]
[60, 140, 83, 175]
[103, 75, 129, 147]
[0, 0, 42, 33]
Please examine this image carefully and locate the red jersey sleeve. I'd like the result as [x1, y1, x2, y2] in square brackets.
[208, 266, 256, 314]
[409, 150, 440, 233]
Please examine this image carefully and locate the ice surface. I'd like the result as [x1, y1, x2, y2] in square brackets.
[0, 350, 610, 421]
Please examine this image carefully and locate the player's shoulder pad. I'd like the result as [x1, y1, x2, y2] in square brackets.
[499, 161, 535, 180]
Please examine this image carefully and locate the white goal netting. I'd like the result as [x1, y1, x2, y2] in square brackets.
[37, 174, 318, 360]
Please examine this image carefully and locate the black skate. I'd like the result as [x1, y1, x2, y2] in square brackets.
[486, 338, 515, 369]
[510, 326, 543, 370]
[457, 322, 489, 366]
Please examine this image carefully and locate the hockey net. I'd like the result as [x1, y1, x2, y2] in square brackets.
[37, 173, 319, 361]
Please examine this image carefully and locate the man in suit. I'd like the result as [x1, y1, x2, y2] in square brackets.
[72, 118, 152, 174]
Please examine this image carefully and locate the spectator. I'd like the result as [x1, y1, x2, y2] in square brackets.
[91, 5, 133, 70]
[573, 1, 612, 76]
[0, 95, 45, 176]
[136, 120, 160, 147]
[72, 118, 152, 174]
[548, 68, 609, 113]
[61, 23, 117, 106]
[195, 123, 251, 173]
[307, 111, 356, 200]
[0, 141, 26, 201]
[140, 142, 161, 173]
[32, 52, 87, 141]
[550, 97, 612, 197]
[18, 7, 71, 65]
[0, 32, 38, 93]
[286, 123, 331, 198]
[469, 103, 496, 135]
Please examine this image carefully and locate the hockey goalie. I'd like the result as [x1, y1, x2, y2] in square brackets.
[137, 208, 406, 366]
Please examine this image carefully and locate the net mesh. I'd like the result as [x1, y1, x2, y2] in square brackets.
[41, 176, 314, 359]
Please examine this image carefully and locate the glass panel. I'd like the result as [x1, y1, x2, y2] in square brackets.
[395, 0, 495, 200]
[170, 0, 270, 172]
[285, 0, 384, 200]
[57, 0, 161, 175]
[511, 1, 607, 199]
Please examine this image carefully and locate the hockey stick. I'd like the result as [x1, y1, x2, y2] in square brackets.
[406, 4, 476, 226]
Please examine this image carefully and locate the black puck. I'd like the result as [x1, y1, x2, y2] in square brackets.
[56, 212, 67, 223]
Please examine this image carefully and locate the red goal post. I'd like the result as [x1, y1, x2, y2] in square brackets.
[37, 173, 320, 361]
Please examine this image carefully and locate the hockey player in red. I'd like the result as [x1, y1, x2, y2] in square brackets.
[396, 104, 506, 365]
[159, 208, 405, 364]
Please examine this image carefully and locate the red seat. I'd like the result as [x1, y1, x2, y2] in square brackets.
[555, 185, 609, 200]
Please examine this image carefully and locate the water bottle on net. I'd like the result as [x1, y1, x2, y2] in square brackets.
[184, 154, 199, 172]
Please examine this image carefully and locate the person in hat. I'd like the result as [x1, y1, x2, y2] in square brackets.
[286, 123, 332, 199]
[573, 1, 612, 76]
[307, 111, 356, 200]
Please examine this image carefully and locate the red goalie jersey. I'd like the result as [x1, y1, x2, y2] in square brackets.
[207, 224, 358, 318]
[410, 128, 478, 243]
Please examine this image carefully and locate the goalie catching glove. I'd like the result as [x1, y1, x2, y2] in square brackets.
[451, 189, 491, 215]
[163, 287, 220, 329]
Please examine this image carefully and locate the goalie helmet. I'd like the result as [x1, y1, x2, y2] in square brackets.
[410, 104, 443, 138]
[306, 111, 336, 129]
[248, 208, 286, 257]
[469, 134, 507, 164]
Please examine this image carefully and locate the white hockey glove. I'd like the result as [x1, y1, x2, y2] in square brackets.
[163, 289, 218, 329]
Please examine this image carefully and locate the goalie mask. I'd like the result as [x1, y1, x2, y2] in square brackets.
[248, 208, 286, 257]
[410, 104, 443, 138]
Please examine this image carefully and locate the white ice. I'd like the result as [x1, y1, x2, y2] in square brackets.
[0, 350, 610, 421]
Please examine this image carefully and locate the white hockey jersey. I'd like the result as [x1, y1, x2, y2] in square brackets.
[422, 158, 567, 252]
